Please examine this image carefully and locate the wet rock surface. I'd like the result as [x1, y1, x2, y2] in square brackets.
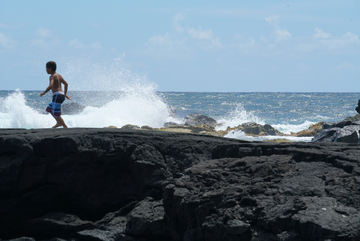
[0, 128, 360, 241]
[312, 114, 360, 143]
[183, 113, 217, 127]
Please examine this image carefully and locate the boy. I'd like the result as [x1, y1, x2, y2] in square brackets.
[40, 61, 72, 128]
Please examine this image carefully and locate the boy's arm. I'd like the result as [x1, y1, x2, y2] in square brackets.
[61, 78, 72, 100]
[40, 78, 53, 97]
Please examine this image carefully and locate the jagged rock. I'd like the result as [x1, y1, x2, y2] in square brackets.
[163, 122, 179, 127]
[164, 144, 360, 241]
[296, 122, 323, 137]
[126, 197, 174, 240]
[241, 122, 277, 135]
[263, 138, 293, 143]
[120, 124, 141, 130]
[292, 197, 360, 240]
[322, 120, 360, 129]
[23, 213, 95, 240]
[1, 129, 360, 240]
[184, 113, 217, 126]
[356, 106, 360, 114]
[104, 126, 118, 129]
[0, 128, 234, 238]
[61, 102, 85, 115]
[344, 114, 360, 122]
[312, 128, 339, 142]
[159, 124, 216, 135]
[77, 201, 137, 241]
[4, 238, 36, 241]
[355, 100, 360, 114]
[333, 125, 360, 143]
[140, 126, 154, 131]
[313, 123, 360, 143]
[225, 122, 281, 136]
[312, 115, 360, 143]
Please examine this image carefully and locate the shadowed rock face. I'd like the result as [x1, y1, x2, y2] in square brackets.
[312, 115, 360, 143]
[184, 113, 217, 126]
[0, 129, 360, 241]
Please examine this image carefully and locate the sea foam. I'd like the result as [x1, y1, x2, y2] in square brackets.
[0, 90, 53, 128]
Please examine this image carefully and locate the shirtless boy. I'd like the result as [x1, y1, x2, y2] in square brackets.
[40, 61, 72, 128]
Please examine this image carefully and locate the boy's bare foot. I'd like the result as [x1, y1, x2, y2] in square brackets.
[53, 117, 68, 128]
[52, 124, 68, 128]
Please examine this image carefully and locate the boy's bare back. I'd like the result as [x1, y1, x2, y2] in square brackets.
[50, 73, 66, 93]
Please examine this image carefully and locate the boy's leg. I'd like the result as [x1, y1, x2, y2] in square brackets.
[52, 116, 68, 128]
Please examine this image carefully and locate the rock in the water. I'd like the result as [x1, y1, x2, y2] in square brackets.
[356, 100, 360, 114]
[163, 122, 179, 127]
[61, 102, 85, 115]
[334, 125, 360, 143]
[356, 106, 360, 114]
[296, 122, 323, 137]
[184, 113, 217, 126]
[313, 121, 360, 143]
[226, 122, 281, 136]
[312, 127, 339, 142]
[344, 114, 360, 122]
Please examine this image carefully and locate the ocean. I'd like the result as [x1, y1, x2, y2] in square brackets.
[0, 89, 359, 142]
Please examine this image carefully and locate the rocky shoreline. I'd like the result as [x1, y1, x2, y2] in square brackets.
[0, 128, 359, 240]
[111, 113, 360, 144]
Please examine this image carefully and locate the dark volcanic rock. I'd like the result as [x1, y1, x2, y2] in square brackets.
[0, 129, 360, 240]
[184, 113, 217, 126]
[24, 212, 95, 240]
[126, 197, 174, 240]
[312, 123, 360, 143]
[239, 122, 279, 136]
[164, 144, 360, 241]
[0, 128, 241, 239]
[312, 115, 360, 143]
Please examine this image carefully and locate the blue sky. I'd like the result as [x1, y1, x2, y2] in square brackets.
[0, 0, 359, 92]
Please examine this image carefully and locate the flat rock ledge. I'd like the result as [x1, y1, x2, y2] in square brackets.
[0, 128, 360, 241]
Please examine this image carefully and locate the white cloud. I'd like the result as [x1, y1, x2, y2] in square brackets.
[172, 13, 186, 33]
[265, 15, 292, 41]
[313, 31, 359, 50]
[334, 32, 359, 46]
[231, 35, 256, 54]
[90, 41, 102, 50]
[142, 31, 192, 60]
[147, 33, 172, 45]
[35, 28, 53, 38]
[313, 28, 330, 39]
[336, 61, 354, 70]
[187, 27, 213, 40]
[31, 28, 58, 48]
[0, 22, 24, 29]
[143, 12, 359, 61]
[68, 39, 102, 50]
[69, 39, 85, 48]
[0, 32, 17, 49]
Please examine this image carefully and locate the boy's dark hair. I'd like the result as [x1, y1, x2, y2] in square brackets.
[46, 61, 57, 72]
